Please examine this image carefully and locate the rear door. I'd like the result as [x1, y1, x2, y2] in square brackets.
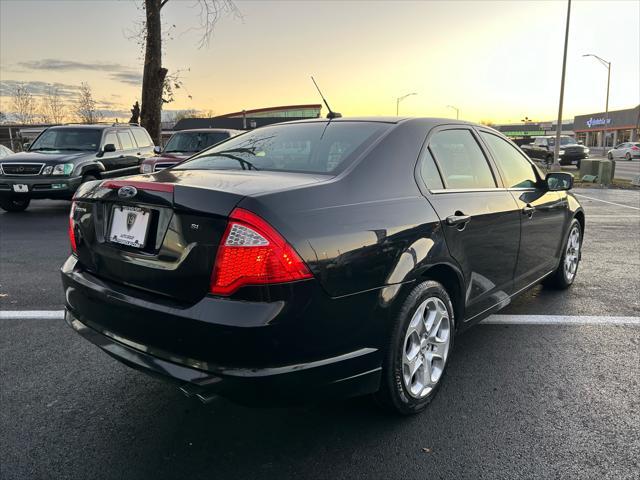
[477, 129, 568, 291]
[420, 127, 521, 321]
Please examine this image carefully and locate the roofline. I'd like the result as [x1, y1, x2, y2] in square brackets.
[217, 104, 323, 118]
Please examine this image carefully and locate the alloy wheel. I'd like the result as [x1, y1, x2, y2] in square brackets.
[564, 225, 581, 282]
[402, 297, 451, 398]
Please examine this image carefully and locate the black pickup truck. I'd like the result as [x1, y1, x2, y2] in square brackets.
[520, 135, 589, 167]
[0, 124, 155, 212]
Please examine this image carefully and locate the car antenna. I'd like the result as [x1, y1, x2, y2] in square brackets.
[311, 76, 342, 119]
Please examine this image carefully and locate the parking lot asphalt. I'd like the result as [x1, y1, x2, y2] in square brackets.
[1, 188, 639, 479]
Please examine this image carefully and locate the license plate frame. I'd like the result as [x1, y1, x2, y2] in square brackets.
[12, 184, 28, 193]
[109, 205, 151, 249]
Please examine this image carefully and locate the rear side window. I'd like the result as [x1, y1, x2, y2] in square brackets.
[117, 131, 135, 150]
[132, 128, 153, 147]
[429, 129, 496, 189]
[418, 148, 444, 190]
[480, 132, 538, 188]
[176, 122, 390, 174]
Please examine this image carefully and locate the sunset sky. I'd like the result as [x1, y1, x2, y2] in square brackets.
[0, 0, 638, 123]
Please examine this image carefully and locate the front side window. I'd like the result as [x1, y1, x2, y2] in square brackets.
[429, 129, 496, 189]
[103, 132, 120, 151]
[30, 128, 102, 152]
[164, 131, 230, 154]
[175, 122, 390, 174]
[480, 132, 538, 188]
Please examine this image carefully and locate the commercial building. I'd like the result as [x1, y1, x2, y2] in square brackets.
[495, 121, 574, 146]
[573, 105, 640, 148]
[173, 104, 322, 132]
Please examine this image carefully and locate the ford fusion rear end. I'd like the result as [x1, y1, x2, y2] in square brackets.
[61, 121, 395, 404]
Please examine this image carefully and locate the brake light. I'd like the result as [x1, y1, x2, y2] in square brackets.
[210, 208, 313, 295]
[69, 202, 77, 254]
[632, 146, 639, 151]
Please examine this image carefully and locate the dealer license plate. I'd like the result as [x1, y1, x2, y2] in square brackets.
[109, 205, 150, 248]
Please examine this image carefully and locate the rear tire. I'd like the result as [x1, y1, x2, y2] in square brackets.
[0, 197, 30, 212]
[543, 218, 582, 289]
[375, 280, 455, 415]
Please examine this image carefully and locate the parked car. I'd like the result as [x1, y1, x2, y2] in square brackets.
[62, 118, 584, 414]
[0, 144, 14, 159]
[140, 128, 242, 173]
[607, 142, 640, 161]
[520, 135, 589, 167]
[0, 124, 155, 212]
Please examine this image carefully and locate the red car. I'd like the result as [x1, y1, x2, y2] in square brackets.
[140, 128, 242, 173]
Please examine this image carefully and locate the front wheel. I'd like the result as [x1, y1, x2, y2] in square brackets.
[626, 153, 632, 161]
[543, 218, 582, 289]
[0, 197, 31, 212]
[375, 280, 455, 415]
[607, 152, 613, 160]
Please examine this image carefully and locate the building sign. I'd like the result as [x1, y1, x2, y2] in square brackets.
[586, 117, 612, 128]
[502, 130, 545, 137]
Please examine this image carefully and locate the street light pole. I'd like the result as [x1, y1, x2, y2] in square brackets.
[552, 0, 572, 171]
[446, 105, 459, 120]
[396, 93, 417, 116]
[583, 53, 611, 151]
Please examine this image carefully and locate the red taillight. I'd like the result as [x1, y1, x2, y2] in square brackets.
[210, 208, 313, 295]
[69, 202, 77, 254]
[632, 146, 640, 151]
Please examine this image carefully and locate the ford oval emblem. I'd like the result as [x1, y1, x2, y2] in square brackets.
[118, 186, 138, 198]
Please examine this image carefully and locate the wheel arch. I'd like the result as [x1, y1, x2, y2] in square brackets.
[421, 263, 465, 329]
[574, 209, 585, 235]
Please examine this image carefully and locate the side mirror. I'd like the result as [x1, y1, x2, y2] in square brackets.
[546, 172, 573, 191]
[103, 143, 116, 153]
[153, 146, 162, 154]
[23, 142, 31, 150]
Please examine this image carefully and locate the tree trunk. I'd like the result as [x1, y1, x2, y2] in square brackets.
[140, 0, 167, 145]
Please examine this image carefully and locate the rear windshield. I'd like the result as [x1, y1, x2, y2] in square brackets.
[30, 128, 102, 152]
[164, 131, 230, 154]
[174, 122, 390, 174]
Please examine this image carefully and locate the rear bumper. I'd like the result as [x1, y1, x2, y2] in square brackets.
[61, 256, 383, 404]
[0, 175, 81, 199]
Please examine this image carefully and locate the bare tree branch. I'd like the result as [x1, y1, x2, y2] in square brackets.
[74, 82, 102, 124]
[39, 85, 67, 124]
[11, 83, 36, 124]
[194, 0, 241, 49]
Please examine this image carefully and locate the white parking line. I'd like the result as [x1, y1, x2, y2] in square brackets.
[0, 310, 65, 320]
[484, 314, 640, 326]
[1, 311, 639, 326]
[574, 193, 640, 211]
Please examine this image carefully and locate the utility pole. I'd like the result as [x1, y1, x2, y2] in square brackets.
[552, 0, 571, 171]
[583, 54, 611, 152]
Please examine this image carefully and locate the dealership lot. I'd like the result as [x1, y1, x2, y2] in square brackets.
[1, 188, 639, 479]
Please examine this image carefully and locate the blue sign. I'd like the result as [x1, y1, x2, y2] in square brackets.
[586, 117, 612, 128]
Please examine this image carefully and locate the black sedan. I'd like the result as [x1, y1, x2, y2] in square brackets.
[62, 118, 584, 415]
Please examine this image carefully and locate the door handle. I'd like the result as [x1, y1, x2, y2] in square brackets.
[522, 204, 535, 218]
[446, 213, 471, 229]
